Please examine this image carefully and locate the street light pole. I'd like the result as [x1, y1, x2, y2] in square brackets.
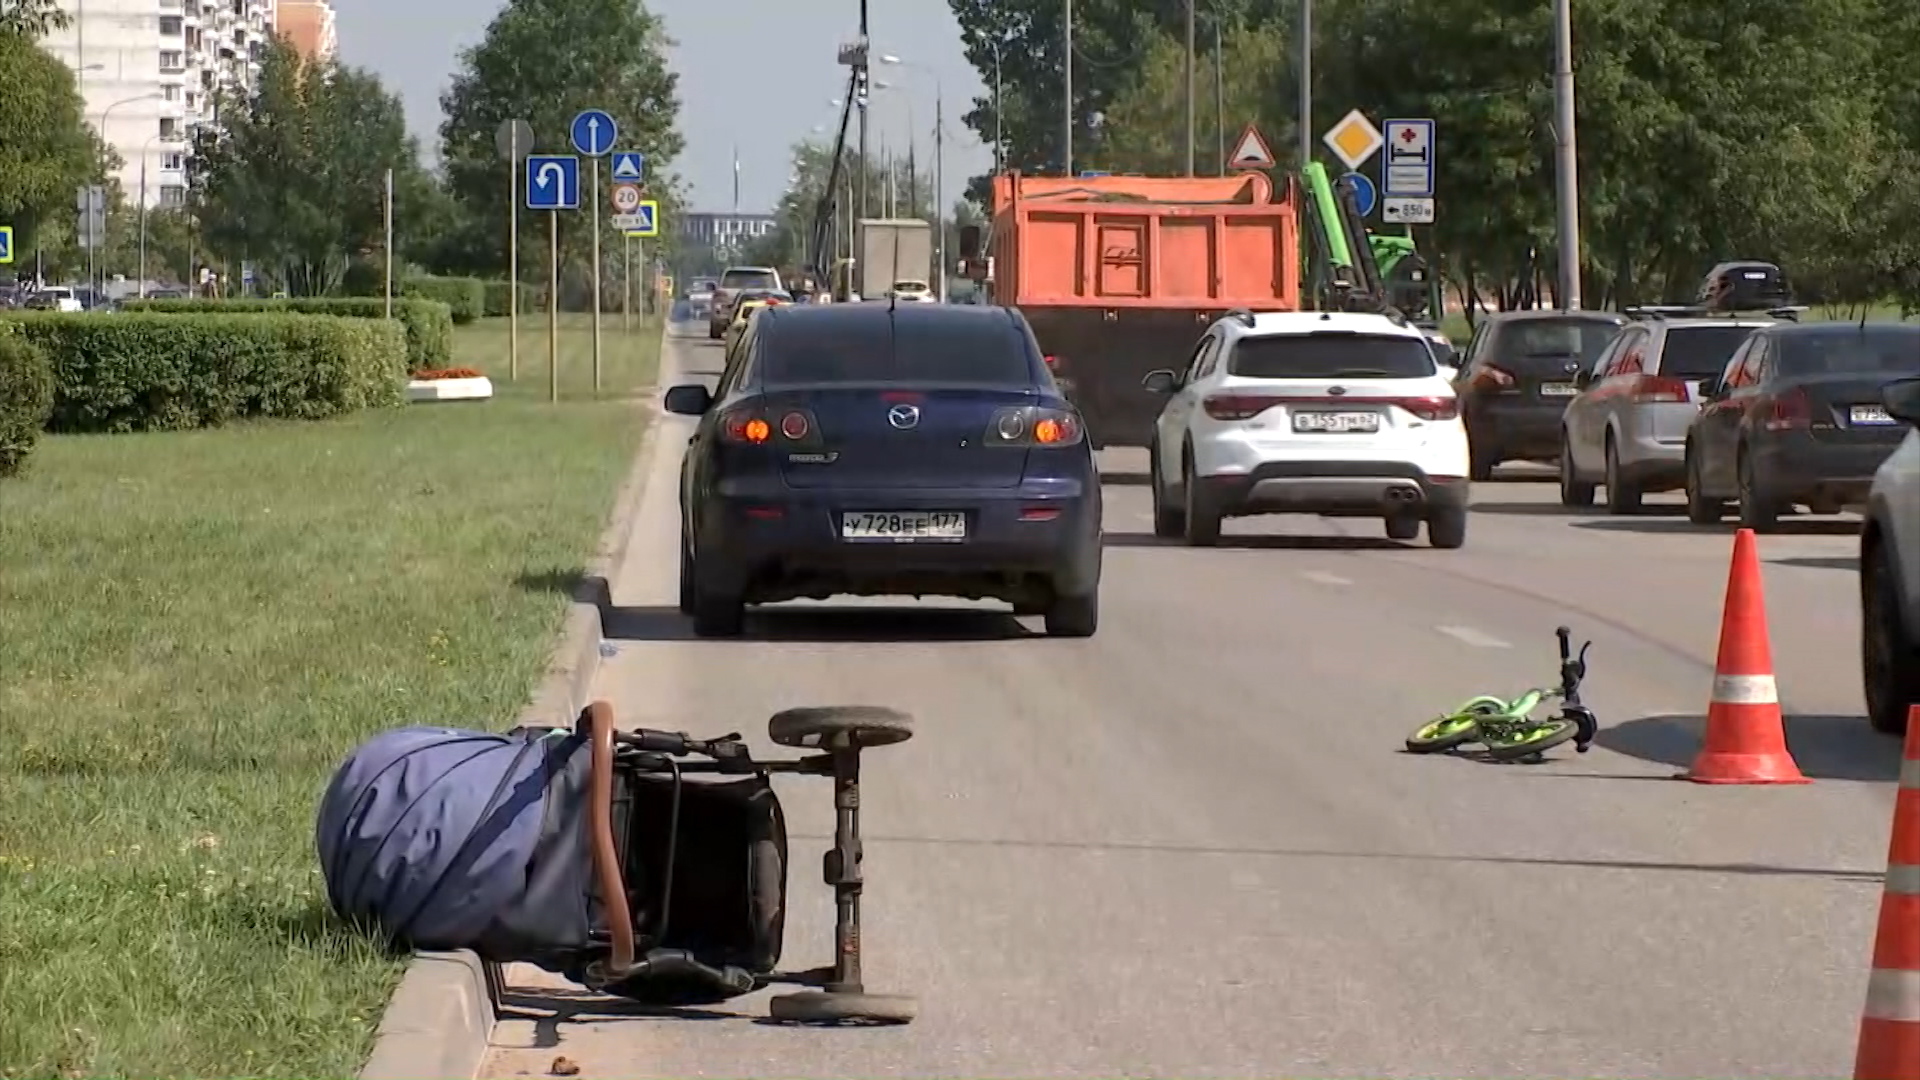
[1297, 0, 1312, 167]
[1062, 0, 1073, 175]
[935, 89, 945, 300]
[94, 93, 161, 298]
[1551, 0, 1582, 309]
[993, 43, 1003, 176]
[1185, 0, 1196, 176]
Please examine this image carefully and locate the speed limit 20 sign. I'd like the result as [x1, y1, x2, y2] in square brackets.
[610, 182, 642, 213]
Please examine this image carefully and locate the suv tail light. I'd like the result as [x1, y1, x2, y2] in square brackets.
[1043, 354, 1060, 370]
[1204, 394, 1284, 420]
[1387, 396, 1460, 421]
[1470, 364, 1516, 392]
[1765, 387, 1811, 430]
[1203, 394, 1459, 422]
[1626, 375, 1690, 403]
[984, 406, 1085, 446]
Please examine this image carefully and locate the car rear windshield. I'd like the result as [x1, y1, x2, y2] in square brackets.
[1776, 326, 1920, 376]
[1659, 325, 1760, 377]
[721, 269, 777, 290]
[1229, 332, 1436, 379]
[760, 317, 1035, 386]
[1498, 318, 1619, 364]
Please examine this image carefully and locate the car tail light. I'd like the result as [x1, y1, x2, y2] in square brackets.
[985, 406, 1085, 446]
[1388, 396, 1459, 421]
[1471, 365, 1516, 391]
[1627, 375, 1690, 403]
[1203, 394, 1285, 420]
[1766, 387, 1811, 430]
[778, 410, 810, 439]
[1043, 354, 1061, 370]
[720, 407, 772, 444]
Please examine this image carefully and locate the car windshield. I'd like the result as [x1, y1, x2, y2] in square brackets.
[1660, 325, 1761, 377]
[1230, 332, 1437, 379]
[721, 269, 777, 290]
[1499, 318, 1619, 364]
[1776, 326, 1920, 376]
[760, 315, 1034, 386]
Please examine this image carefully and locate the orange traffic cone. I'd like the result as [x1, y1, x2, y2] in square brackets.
[1854, 705, 1920, 1079]
[1683, 528, 1808, 784]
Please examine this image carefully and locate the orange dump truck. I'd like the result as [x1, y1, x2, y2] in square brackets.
[961, 170, 1302, 447]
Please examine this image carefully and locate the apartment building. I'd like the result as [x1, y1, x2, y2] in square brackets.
[275, 0, 335, 61]
[40, 0, 278, 208]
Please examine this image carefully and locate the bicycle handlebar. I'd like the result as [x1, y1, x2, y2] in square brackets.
[619, 727, 751, 762]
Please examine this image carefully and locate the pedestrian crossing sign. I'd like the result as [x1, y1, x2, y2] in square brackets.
[0, 226, 13, 264]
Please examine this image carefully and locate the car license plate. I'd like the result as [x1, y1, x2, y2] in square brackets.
[1852, 404, 1896, 425]
[841, 511, 967, 541]
[1292, 411, 1381, 433]
[1539, 382, 1578, 397]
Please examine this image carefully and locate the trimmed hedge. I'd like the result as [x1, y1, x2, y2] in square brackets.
[123, 297, 454, 373]
[404, 275, 486, 324]
[5, 312, 406, 433]
[482, 279, 538, 317]
[0, 329, 54, 477]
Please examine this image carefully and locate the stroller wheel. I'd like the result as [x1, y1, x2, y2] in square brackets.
[768, 705, 914, 749]
[768, 990, 917, 1025]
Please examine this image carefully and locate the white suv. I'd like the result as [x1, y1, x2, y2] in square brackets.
[1863, 375, 1920, 733]
[1143, 310, 1470, 548]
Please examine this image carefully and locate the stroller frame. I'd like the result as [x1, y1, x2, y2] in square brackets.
[579, 700, 916, 1025]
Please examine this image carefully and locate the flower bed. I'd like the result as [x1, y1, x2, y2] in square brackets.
[405, 367, 492, 403]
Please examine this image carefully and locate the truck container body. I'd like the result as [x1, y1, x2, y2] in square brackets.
[986, 171, 1301, 447]
[855, 219, 933, 300]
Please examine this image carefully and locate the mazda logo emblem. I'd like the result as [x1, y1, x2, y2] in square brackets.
[887, 404, 920, 429]
[1563, 362, 1579, 373]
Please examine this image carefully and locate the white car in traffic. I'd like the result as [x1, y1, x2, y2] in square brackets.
[1863, 375, 1920, 733]
[1143, 310, 1471, 548]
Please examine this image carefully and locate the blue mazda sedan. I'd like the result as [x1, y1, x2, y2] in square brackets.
[664, 302, 1103, 638]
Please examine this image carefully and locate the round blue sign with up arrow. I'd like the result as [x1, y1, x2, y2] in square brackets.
[1339, 171, 1377, 217]
[570, 109, 617, 157]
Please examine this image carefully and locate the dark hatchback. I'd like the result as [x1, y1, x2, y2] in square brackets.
[1454, 310, 1626, 479]
[1685, 322, 1920, 530]
[664, 302, 1103, 638]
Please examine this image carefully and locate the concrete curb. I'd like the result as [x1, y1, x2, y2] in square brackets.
[357, 324, 673, 1080]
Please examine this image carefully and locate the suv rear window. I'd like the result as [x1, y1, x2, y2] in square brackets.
[1230, 332, 1436, 379]
[1777, 326, 1920, 375]
[1499, 318, 1619, 364]
[721, 269, 778, 290]
[1659, 325, 1760, 377]
[760, 316, 1035, 386]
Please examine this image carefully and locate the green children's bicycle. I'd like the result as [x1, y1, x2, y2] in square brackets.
[1405, 626, 1600, 762]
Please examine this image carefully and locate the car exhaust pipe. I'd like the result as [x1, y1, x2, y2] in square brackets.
[1384, 487, 1422, 504]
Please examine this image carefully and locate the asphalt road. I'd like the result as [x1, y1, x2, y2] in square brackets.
[482, 322, 1893, 1078]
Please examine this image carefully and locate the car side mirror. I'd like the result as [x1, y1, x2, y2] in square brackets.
[1142, 369, 1178, 394]
[958, 225, 982, 259]
[663, 384, 713, 415]
[1885, 376, 1920, 425]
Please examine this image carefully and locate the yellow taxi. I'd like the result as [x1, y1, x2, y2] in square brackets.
[722, 289, 791, 352]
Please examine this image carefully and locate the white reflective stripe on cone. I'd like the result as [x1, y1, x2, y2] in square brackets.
[1865, 969, 1920, 1024]
[1711, 673, 1778, 704]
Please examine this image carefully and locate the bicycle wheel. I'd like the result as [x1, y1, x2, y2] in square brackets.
[1406, 712, 1486, 754]
[1481, 718, 1581, 761]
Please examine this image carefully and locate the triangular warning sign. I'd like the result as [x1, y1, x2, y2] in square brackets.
[1227, 124, 1275, 170]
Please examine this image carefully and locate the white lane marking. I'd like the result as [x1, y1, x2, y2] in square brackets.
[1437, 625, 1511, 649]
[1302, 570, 1351, 586]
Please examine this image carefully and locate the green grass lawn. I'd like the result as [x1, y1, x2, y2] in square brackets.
[0, 313, 659, 1078]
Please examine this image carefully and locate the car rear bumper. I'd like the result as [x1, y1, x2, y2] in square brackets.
[1753, 435, 1903, 504]
[1466, 397, 1570, 457]
[1200, 460, 1470, 518]
[697, 484, 1102, 604]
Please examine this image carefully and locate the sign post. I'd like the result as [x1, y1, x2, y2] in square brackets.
[494, 118, 534, 380]
[611, 152, 647, 327]
[571, 109, 617, 395]
[1380, 118, 1436, 226]
[526, 152, 580, 402]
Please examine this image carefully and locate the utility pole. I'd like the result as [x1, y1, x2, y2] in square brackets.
[1551, 0, 1582, 309]
[993, 44, 1003, 175]
[857, 0, 871, 219]
[1062, 0, 1073, 175]
[1297, 0, 1312, 167]
[1185, 0, 1196, 176]
[1215, 18, 1225, 175]
[935, 90, 945, 300]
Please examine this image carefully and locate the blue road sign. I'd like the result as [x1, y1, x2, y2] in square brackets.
[526, 154, 580, 210]
[0, 226, 12, 265]
[1381, 118, 1435, 197]
[1339, 171, 1378, 216]
[570, 109, 617, 157]
[610, 151, 645, 181]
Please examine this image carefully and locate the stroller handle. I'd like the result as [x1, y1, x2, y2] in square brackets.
[585, 702, 638, 978]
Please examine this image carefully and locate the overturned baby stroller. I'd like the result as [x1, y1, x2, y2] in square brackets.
[317, 700, 916, 1024]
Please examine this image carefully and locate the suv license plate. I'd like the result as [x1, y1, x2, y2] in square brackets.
[842, 511, 966, 541]
[1851, 405, 1895, 425]
[1293, 411, 1381, 433]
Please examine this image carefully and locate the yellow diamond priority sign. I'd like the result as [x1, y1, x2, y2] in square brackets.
[1322, 109, 1383, 171]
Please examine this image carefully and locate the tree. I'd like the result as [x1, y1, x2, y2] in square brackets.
[1099, 20, 1292, 175]
[436, 0, 684, 290]
[741, 139, 936, 273]
[0, 28, 99, 265]
[0, 0, 69, 37]
[190, 41, 428, 295]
